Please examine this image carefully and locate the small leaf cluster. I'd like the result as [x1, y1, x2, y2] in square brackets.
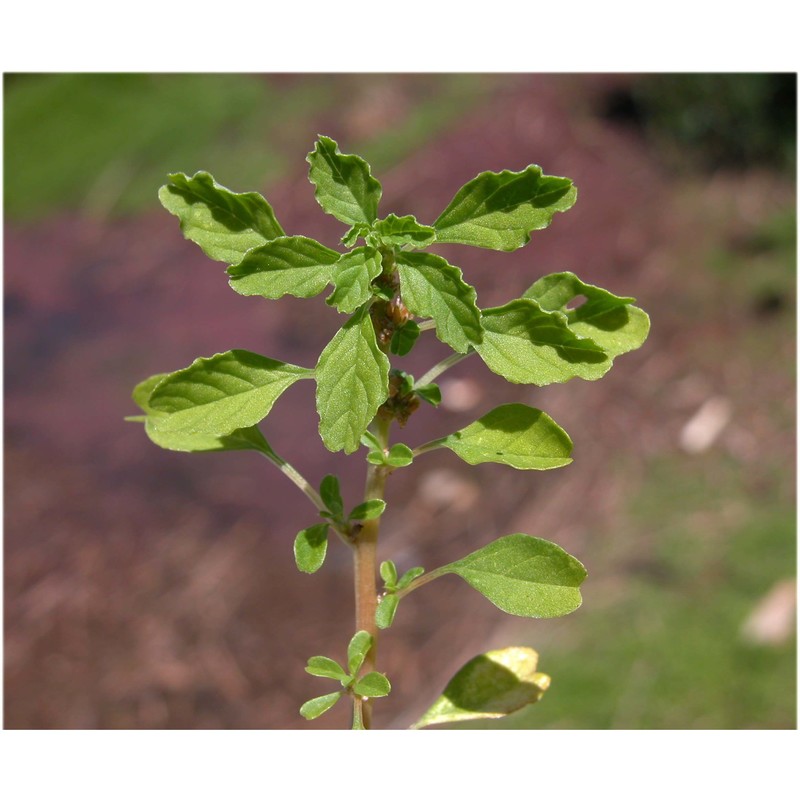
[300, 631, 391, 723]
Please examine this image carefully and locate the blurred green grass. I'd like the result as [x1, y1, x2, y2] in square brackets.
[4, 73, 489, 221]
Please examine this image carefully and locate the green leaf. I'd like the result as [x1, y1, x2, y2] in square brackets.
[131, 376, 274, 454]
[353, 672, 391, 698]
[476, 299, 609, 385]
[379, 560, 398, 587]
[347, 631, 373, 676]
[414, 383, 441, 406]
[396, 566, 425, 590]
[385, 443, 414, 467]
[226, 236, 340, 299]
[146, 350, 311, 437]
[375, 594, 400, 630]
[373, 213, 436, 248]
[433, 165, 576, 251]
[348, 499, 387, 521]
[525, 272, 650, 358]
[299, 691, 343, 720]
[389, 320, 421, 356]
[305, 656, 348, 682]
[396, 252, 482, 353]
[439, 534, 587, 618]
[307, 135, 382, 226]
[294, 524, 329, 574]
[158, 171, 284, 265]
[411, 647, 551, 728]
[432, 403, 572, 470]
[315, 306, 390, 454]
[341, 222, 371, 248]
[327, 246, 383, 314]
[319, 475, 344, 519]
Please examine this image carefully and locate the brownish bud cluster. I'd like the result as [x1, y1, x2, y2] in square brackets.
[377, 369, 421, 427]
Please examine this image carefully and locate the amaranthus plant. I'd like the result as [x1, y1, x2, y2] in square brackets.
[128, 136, 649, 729]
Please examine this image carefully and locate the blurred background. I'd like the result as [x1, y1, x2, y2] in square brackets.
[3, 73, 796, 729]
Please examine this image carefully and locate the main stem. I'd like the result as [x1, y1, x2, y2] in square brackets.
[352, 415, 391, 729]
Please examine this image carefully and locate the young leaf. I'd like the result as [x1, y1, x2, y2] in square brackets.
[396, 566, 425, 590]
[299, 692, 343, 720]
[226, 236, 340, 299]
[375, 594, 400, 630]
[476, 299, 609, 385]
[352, 672, 391, 698]
[319, 475, 344, 519]
[389, 320, 421, 357]
[429, 403, 573, 470]
[396, 252, 482, 353]
[439, 534, 587, 618]
[373, 213, 436, 248]
[348, 499, 387, 521]
[159, 171, 284, 265]
[414, 383, 441, 406]
[294, 523, 329, 574]
[307, 135, 382, 226]
[385, 443, 414, 467]
[305, 656, 348, 682]
[347, 631, 374, 676]
[411, 647, 551, 729]
[315, 306, 390, 454]
[525, 272, 650, 358]
[341, 222, 371, 248]
[327, 247, 383, 314]
[433, 165, 576, 251]
[147, 350, 312, 437]
[379, 560, 398, 587]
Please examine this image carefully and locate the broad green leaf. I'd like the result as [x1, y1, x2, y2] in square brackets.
[327, 246, 383, 313]
[396, 566, 425, 590]
[373, 213, 436, 248]
[131, 375, 275, 453]
[299, 692, 342, 720]
[347, 631, 373, 676]
[320, 475, 344, 519]
[414, 383, 441, 406]
[226, 236, 340, 299]
[147, 350, 311, 437]
[307, 135, 382, 226]
[353, 672, 391, 698]
[396, 252, 482, 353]
[439, 534, 587, 618]
[375, 594, 400, 630]
[412, 647, 551, 728]
[315, 307, 390, 454]
[476, 299, 609, 385]
[294, 523, 329, 574]
[305, 656, 348, 682]
[433, 165, 576, 251]
[432, 403, 572, 470]
[389, 320, 420, 356]
[348, 499, 386, 521]
[525, 272, 650, 358]
[159, 171, 283, 265]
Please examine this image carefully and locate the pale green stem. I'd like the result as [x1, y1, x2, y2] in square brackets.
[414, 350, 473, 388]
[416, 319, 437, 332]
[394, 567, 448, 601]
